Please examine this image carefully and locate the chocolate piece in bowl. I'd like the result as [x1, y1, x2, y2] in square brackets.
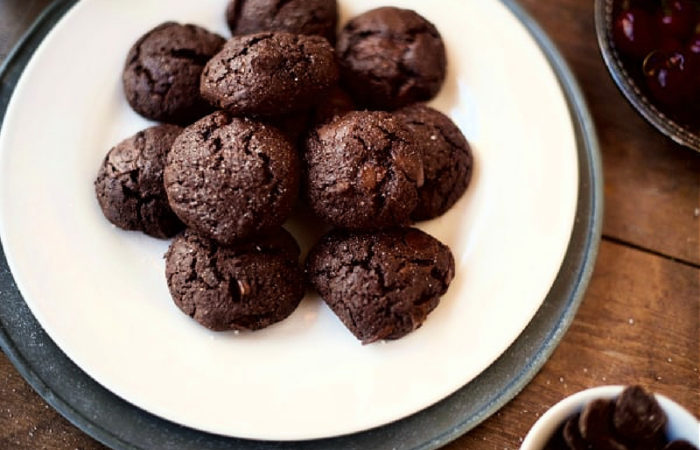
[165, 228, 304, 331]
[226, 0, 338, 43]
[306, 228, 454, 344]
[614, 385, 668, 441]
[95, 124, 184, 239]
[123, 22, 225, 124]
[540, 385, 699, 450]
[302, 110, 424, 229]
[562, 414, 589, 450]
[200, 32, 339, 117]
[579, 399, 620, 444]
[395, 104, 473, 221]
[336, 7, 447, 110]
[164, 111, 300, 245]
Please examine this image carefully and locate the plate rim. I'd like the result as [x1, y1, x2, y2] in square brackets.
[0, 1, 603, 449]
[594, 0, 700, 153]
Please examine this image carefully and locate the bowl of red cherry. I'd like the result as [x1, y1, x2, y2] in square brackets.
[595, 0, 700, 151]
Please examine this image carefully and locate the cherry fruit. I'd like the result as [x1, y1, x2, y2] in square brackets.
[658, 0, 698, 42]
[688, 33, 700, 55]
[613, 8, 658, 59]
[644, 50, 695, 106]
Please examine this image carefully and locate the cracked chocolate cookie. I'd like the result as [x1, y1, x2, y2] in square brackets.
[303, 111, 424, 229]
[395, 104, 472, 221]
[164, 111, 300, 244]
[95, 124, 184, 239]
[226, 0, 338, 43]
[200, 32, 339, 117]
[306, 228, 454, 344]
[337, 7, 447, 110]
[166, 228, 304, 331]
[123, 22, 225, 124]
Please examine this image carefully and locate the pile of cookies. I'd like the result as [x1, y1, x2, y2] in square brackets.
[94, 0, 473, 344]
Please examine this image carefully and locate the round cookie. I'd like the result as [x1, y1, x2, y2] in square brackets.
[164, 111, 300, 244]
[166, 228, 304, 331]
[336, 7, 447, 110]
[303, 110, 424, 229]
[200, 32, 339, 117]
[226, 0, 338, 43]
[395, 104, 472, 221]
[95, 124, 184, 239]
[306, 228, 455, 344]
[123, 22, 225, 124]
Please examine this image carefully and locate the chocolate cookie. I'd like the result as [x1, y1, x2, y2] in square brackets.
[165, 228, 304, 331]
[95, 125, 184, 239]
[306, 228, 454, 344]
[164, 111, 300, 244]
[395, 104, 472, 220]
[226, 0, 338, 42]
[336, 7, 447, 110]
[303, 111, 424, 229]
[123, 22, 225, 124]
[200, 32, 339, 117]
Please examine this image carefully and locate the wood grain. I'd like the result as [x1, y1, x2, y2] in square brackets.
[519, 0, 700, 266]
[0, 0, 52, 62]
[0, 1, 698, 449]
[449, 240, 700, 449]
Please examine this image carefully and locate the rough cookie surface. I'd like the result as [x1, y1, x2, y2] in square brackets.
[306, 228, 455, 344]
[395, 104, 472, 220]
[95, 124, 184, 239]
[123, 22, 225, 124]
[200, 32, 339, 117]
[164, 111, 300, 244]
[337, 7, 447, 110]
[166, 228, 304, 331]
[226, 0, 338, 43]
[303, 111, 424, 229]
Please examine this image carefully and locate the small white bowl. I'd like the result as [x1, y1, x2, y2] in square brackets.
[521, 386, 700, 449]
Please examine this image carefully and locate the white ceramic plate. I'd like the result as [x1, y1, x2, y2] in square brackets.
[0, 0, 578, 441]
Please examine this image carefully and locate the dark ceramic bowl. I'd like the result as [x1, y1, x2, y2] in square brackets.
[594, 0, 700, 152]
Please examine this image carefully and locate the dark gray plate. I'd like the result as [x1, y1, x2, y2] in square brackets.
[595, 0, 700, 152]
[0, 1, 602, 449]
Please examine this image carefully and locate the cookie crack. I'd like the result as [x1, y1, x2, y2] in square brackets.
[434, 124, 467, 151]
[234, 34, 274, 59]
[210, 35, 273, 84]
[352, 132, 397, 217]
[134, 63, 173, 97]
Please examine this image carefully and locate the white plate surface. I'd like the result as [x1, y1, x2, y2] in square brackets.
[0, 0, 578, 441]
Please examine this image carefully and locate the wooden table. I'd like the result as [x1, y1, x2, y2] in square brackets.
[1, 1, 698, 448]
